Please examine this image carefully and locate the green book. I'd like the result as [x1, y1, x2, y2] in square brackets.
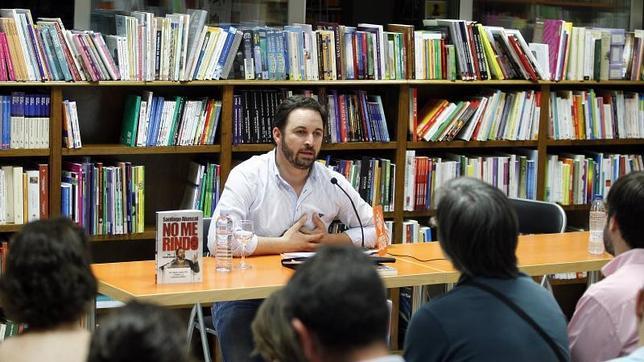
[119, 95, 141, 146]
[166, 96, 184, 146]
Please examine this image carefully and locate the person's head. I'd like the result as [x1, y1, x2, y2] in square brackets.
[252, 290, 306, 362]
[0, 218, 97, 330]
[436, 177, 519, 279]
[603, 171, 644, 255]
[88, 301, 193, 362]
[272, 95, 327, 170]
[282, 245, 389, 362]
[175, 247, 185, 261]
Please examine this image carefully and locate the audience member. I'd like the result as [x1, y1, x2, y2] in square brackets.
[608, 287, 644, 362]
[569, 171, 644, 361]
[0, 218, 97, 362]
[404, 177, 569, 362]
[252, 290, 306, 361]
[255, 245, 401, 362]
[87, 300, 193, 362]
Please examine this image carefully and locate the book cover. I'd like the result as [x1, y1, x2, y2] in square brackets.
[156, 209, 203, 284]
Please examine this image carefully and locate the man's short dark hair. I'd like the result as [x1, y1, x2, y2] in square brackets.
[606, 171, 644, 249]
[88, 301, 193, 362]
[0, 218, 97, 329]
[282, 245, 388, 360]
[436, 177, 519, 278]
[273, 95, 327, 132]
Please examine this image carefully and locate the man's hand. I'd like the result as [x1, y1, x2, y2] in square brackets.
[300, 213, 327, 235]
[282, 215, 323, 251]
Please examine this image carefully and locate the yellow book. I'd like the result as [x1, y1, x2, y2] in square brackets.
[197, 27, 220, 80]
[372, 159, 381, 207]
[135, 166, 145, 233]
[477, 24, 504, 80]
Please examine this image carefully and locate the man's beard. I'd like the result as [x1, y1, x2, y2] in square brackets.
[280, 141, 317, 170]
[603, 225, 615, 256]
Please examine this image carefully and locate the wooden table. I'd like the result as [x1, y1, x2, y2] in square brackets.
[92, 231, 611, 357]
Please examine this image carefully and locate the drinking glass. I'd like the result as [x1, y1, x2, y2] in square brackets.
[235, 220, 254, 270]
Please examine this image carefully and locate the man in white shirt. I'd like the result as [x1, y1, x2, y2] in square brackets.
[208, 95, 377, 362]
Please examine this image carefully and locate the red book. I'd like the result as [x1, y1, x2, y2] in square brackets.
[0, 33, 15, 81]
[39, 164, 49, 219]
[467, 24, 481, 79]
[508, 35, 538, 81]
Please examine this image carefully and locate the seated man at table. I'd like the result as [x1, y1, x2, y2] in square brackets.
[0, 218, 97, 362]
[208, 95, 377, 361]
[404, 177, 569, 362]
[88, 301, 193, 362]
[568, 171, 644, 362]
[252, 245, 401, 362]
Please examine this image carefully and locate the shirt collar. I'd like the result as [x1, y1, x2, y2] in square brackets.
[601, 248, 644, 277]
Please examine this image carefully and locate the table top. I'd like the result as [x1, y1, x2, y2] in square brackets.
[92, 231, 611, 306]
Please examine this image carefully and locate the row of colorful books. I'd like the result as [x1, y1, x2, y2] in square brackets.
[403, 150, 537, 211]
[549, 90, 643, 140]
[3, 7, 642, 82]
[401, 219, 434, 244]
[119, 92, 222, 147]
[0, 93, 50, 149]
[60, 161, 144, 236]
[410, 89, 541, 142]
[544, 153, 643, 206]
[232, 89, 391, 144]
[0, 164, 48, 225]
[179, 161, 221, 218]
[0, 319, 22, 341]
[320, 156, 396, 212]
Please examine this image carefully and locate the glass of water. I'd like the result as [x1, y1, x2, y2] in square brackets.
[235, 220, 254, 270]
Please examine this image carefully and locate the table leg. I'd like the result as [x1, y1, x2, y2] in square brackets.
[186, 303, 212, 362]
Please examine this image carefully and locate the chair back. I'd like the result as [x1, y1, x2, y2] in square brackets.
[203, 217, 212, 256]
[509, 198, 566, 234]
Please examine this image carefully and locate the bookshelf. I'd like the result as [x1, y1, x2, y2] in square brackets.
[0, 79, 642, 261]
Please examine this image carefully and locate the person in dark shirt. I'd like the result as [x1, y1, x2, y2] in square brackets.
[404, 177, 570, 362]
[168, 247, 199, 273]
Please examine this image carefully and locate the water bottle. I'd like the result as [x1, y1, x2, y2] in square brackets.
[588, 195, 606, 255]
[215, 212, 233, 272]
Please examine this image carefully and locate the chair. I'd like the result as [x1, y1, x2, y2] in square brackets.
[187, 217, 218, 362]
[509, 198, 566, 291]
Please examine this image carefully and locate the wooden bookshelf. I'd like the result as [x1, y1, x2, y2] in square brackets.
[89, 227, 156, 242]
[546, 139, 644, 147]
[0, 149, 49, 157]
[408, 140, 538, 149]
[0, 79, 641, 259]
[62, 144, 222, 156]
[0, 224, 23, 233]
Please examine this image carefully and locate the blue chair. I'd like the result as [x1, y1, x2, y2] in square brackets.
[509, 198, 566, 291]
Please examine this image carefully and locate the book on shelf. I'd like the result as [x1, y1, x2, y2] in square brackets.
[180, 160, 221, 218]
[549, 90, 643, 140]
[119, 92, 221, 147]
[0, 164, 48, 225]
[0, 93, 50, 150]
[155, 209, 203, 284]
[545, 153, 643, 206]
[320, 156, 396, 212]
[403, 150, 537, 211]
[62, 99, 81, 148]
[61, 160, 144, 235]
[401, 219, 435, 243]
[411, 88, 540, 142]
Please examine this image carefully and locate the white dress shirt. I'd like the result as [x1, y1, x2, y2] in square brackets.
[208, 149, 376, 256]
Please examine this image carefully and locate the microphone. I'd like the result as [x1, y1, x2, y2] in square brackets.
[330, 177, 365, 249]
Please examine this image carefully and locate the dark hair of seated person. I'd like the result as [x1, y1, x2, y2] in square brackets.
[87, 301, 194, 362]
[0, 217, 97, 329]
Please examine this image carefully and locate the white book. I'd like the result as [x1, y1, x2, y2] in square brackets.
[0, 169, 4, 224]
[26, 169, 39, 222]
[12, 166, 23, 224]
[2, 167, 14, 224]
[403, 150, 416, 211]
[136, 91, 153, 147]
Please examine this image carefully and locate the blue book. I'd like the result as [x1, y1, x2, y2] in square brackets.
[61, 183, 72, 217]
[39, 28, 61, 80]
[214, 27, 237, 80]
[45, 25, 72, 81]
[2, 96, 10, 148]
[145, 97, 159, 146]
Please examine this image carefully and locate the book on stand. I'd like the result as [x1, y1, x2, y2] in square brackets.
[156, 209, 203, 284]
